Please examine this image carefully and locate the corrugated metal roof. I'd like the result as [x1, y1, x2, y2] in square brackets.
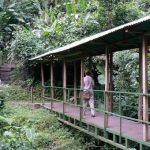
[30, 15, 150, 61]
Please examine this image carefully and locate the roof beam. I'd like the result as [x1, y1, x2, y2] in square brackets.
[109, 34, 141, 48]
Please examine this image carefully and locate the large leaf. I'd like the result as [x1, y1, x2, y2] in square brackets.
[0, 115, 12, 126]
[3, 131, 13, 138]
[26, 128, 36, 144]
[96, 64, 105, 74]
[98, 74, 105, 85]
[0, 0, 4, 8]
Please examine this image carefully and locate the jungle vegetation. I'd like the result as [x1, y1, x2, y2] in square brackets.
[0, 0, 150, 88]
[0, 0, 150, 149]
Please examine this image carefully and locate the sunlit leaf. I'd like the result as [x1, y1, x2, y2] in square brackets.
[26, 128, 36, 143]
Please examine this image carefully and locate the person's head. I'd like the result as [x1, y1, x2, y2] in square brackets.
[85, 70, 91, 76]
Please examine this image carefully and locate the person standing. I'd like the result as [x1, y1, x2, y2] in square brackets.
[83, 71, 95, 117]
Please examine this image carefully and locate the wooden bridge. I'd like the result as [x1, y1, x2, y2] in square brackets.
[37, 87, 150, 150]
[30, 16, 150, 150]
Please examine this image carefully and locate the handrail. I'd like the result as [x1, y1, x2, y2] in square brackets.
[40, 85, 150, 144]
[42, 85, 150, 96]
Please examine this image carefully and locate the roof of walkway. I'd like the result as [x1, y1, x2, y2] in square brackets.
[30, 15, 150, 61]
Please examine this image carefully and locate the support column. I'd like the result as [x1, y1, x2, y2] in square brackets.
[80, 59, 84, 89]
[80, 59, 84, 119]
[142, 36, 148, 141]
[63, 60, 67, 101]
[41, 62, 45, 105]
[74, 62, 77, 104]
[138, 48, 143, 120]
[104, 48, 109, 128]
[109, 52, 113, 112]
[50, 62, 54, 99]
[41, 62, 44, 86]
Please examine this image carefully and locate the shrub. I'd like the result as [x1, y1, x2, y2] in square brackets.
[0, 103, 83, 149]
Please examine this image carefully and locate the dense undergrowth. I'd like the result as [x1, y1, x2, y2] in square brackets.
[0, 84, 41, 101]
[0, 85, 84, 149]
[0, 83, 138, 150]
[0, 103, 84, 150]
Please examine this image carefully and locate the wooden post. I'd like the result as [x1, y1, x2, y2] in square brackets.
[31, 86, 33, 103]
[109, 52, 113, 112]
[104, 48, 109, 128]
[80, 59, 84, 89]
[138, 48, 143, 120]
[50, 62, 54, 109]
[74, 62, 77, 104]
[41, 63, 44, 88]
[142, 36, 148, 141]
[63, 60, 67, 101]
[50, 62, 54, 98]
[41, 62, 45, 104]
[80, 59, 84, 119]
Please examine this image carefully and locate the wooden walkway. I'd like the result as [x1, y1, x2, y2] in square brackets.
[43, 101, 150, 145]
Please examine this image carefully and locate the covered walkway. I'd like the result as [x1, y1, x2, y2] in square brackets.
[31, 16, 150, 149]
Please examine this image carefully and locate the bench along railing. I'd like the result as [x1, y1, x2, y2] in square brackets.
[40, 86, 150, 143]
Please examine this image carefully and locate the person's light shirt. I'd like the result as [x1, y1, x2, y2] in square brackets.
[84, 75, 94, 91]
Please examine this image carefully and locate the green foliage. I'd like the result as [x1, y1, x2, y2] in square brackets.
[0, 89, 5, 99]
[94, 57, 105, 86]
[0, 10, 16, 54]
[1, 0, 149, 86]
[79, 0, 87, 12]
[2, 0, 39, 23]
[0, 84, 30, 101]
[7, 28, 45, 63]
[33, 0, 100, 49]
[113, 50, 139, 92]
[138, 0, 150, 14]
[26, 128, 36, 146]
[95, 0, 144, 31]
[10, 63, 34, 87]
[0, 115, 10, 128]
[98, 74, 105, 85]
[0, 0, 36, 55]
[113, 1, 144, 26]
[0, 0, 4, 8]
[0, 103, 84, 149]
[113, 50, 139, 117]
[1, 0, 149, 56]
[0, 86, 6, 110]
